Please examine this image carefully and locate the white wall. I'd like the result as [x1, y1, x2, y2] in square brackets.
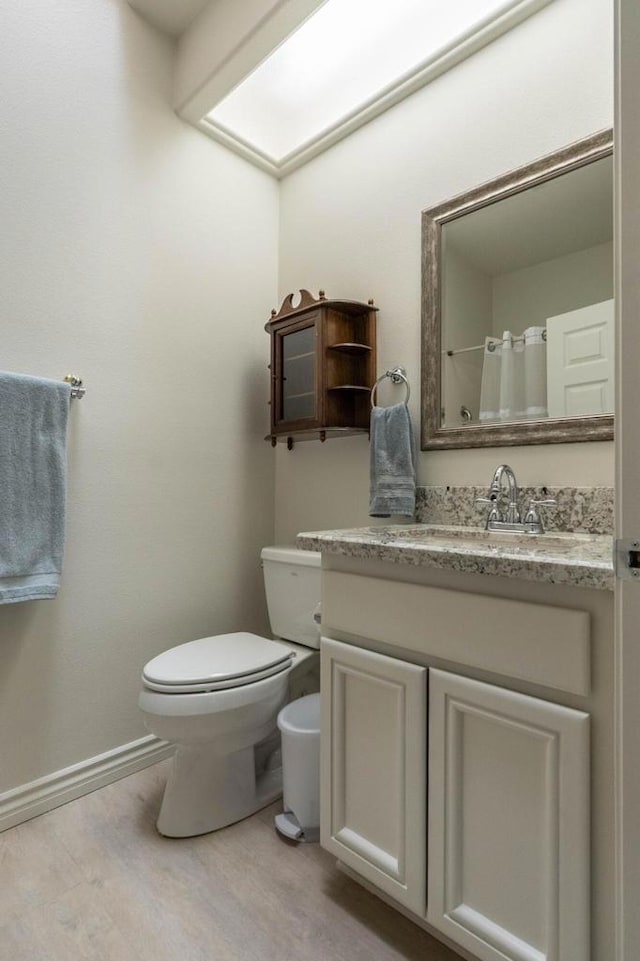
[0, 0, 278, 792]
[276, 0, 613, 544]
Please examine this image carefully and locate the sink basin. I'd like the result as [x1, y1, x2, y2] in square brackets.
[381, 524, 599, 554]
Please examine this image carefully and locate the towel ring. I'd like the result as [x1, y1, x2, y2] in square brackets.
[370, 367, 410, 408]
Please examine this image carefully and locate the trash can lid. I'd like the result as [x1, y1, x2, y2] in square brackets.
[277, 692, 321, 734]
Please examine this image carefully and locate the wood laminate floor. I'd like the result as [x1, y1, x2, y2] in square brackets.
[0, 760, 462, 960]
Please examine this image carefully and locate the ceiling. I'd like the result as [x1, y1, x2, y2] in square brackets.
[204, 0, 517, 166]
[444, 155, 613, 277]
[128, 0, 210, 37]
[128, 0, 556, 179]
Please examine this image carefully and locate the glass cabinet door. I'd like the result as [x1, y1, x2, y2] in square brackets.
[278, 323, 317, 423]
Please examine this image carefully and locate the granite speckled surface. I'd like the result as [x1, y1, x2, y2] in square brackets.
[296, 523, 614, 591]
[296, 487, 614, 589]
[415, 486, 613, 535]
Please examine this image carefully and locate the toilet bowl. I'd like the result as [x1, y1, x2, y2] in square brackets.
[139, 547, 321, 838]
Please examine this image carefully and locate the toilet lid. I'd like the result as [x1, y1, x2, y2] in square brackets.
[142, 632, 294, 694]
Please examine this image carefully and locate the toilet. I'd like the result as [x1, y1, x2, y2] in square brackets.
[139, 546, 321, 838]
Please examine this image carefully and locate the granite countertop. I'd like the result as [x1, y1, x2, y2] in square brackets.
[296, 524, 614, 591]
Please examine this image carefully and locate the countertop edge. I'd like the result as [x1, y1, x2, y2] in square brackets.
[296, 530, 614, 592]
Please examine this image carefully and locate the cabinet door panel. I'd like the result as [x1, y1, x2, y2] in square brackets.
[428, 669, 590, 961]
[281, 326, 316, 419]
[273, 316, 320, 429]
[320, 637, 427, 915]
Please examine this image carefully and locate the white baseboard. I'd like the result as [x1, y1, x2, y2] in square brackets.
[0, 735, 175, 833]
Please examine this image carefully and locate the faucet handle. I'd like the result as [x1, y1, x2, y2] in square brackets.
[475, 495, 502, 529]
[523, 498, 557, 533]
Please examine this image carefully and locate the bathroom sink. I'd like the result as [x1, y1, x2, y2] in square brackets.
[296, 523, 614, 590]
[381, 524, 599, 554]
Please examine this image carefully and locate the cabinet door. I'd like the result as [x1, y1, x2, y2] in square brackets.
[428, 669, 590, 961]
[320, 637, 427, 915]
[273, 317, 320, 428]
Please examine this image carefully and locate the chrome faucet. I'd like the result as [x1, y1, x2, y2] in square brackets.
[489, 464, 520, 524]
[476, 465, 557, 534]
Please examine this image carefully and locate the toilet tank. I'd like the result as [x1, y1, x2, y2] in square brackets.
[261, 547, 321, 649]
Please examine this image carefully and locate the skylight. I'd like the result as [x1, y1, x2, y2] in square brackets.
[202, 0, 552, 176]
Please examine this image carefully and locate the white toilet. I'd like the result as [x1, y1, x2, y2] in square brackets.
[139, 546, 321, 838]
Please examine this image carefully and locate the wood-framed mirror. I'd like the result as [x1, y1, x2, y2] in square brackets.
[421, 129, 614, 450]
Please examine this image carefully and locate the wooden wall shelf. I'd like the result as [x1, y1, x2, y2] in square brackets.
[265, 289, 377, 448]
[328, 343, 373, 355]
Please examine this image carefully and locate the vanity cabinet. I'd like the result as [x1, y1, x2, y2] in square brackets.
[320, 637, 427, 915]
[321, 642, 590, 961]
[428, 669, 590, 961]
[317, 568, 594, 961]
[265, 289, 377, 446]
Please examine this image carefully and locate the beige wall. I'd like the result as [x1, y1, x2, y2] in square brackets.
[0, 0, 616, 796]
[276, 0, 614, 544]
[442, 246, 492, 425]
[492, 241, 614, 335]
[0, 0, 278, 792]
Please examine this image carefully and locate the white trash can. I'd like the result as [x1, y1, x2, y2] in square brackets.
[274, 693, 320, 843]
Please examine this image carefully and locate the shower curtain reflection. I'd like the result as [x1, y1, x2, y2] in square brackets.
[479, 328, 547, 423]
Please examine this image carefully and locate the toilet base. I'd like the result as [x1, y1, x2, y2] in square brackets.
[156, 740, 283, 838]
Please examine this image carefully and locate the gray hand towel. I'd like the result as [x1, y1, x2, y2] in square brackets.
[369, 402, 416, 518]
[0, 371, 70, 603]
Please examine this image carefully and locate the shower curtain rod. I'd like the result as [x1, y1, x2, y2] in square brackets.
[444, 329, 547, 357]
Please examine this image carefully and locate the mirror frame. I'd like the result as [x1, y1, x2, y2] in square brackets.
[421, 128, 614, 450]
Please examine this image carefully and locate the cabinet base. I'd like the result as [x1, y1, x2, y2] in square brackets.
[266, 427, 369, 447]
[335, 861, 479, 961]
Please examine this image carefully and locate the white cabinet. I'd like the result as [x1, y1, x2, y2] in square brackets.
[320, 636, 427, 915]
[318, 569, 602, 959]
[427, 669, 590, 961]
[320, 638, 591, 961]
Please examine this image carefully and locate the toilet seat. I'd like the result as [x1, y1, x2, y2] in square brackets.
[142, 632, 294, 694]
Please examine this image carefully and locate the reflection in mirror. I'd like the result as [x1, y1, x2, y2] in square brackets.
[421, 130, 614, 450]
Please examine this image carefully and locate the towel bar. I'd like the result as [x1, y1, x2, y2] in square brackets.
[370, 367, 410, 407]
[64, 374, 86, 399]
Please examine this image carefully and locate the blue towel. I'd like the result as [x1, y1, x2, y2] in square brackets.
[369, 403, 416, 518]
[0, 371, 70, 603]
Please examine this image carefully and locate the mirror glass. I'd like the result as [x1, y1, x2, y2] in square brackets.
[421, 131, 614, 449]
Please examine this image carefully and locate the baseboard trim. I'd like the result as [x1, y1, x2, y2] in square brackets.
[0, 735, 174, 833]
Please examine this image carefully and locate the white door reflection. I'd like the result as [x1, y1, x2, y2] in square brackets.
[546, 299, 614, 418]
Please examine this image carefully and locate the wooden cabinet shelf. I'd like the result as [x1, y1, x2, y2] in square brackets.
[328, 342, 373, 355]
[327, 384, 370, 393]
[265, 289, 377, 447]
[284, 350, 315, 362]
